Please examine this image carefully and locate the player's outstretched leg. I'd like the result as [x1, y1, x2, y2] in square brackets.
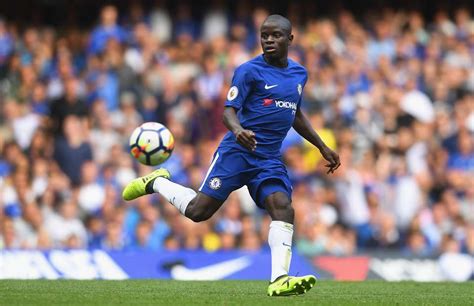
[122, 168, 223, 222]
[264, 191, 317, 296]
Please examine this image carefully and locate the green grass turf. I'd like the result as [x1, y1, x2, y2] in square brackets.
[0, 280, 473, 306]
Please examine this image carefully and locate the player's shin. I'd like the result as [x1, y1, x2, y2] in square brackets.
[153, 177, 196, 215]
[268, 221, 294, 282]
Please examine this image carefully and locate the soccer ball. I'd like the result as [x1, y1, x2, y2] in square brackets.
[129, 122, 175, 166]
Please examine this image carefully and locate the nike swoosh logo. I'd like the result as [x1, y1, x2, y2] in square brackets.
[265, 84, 278, 90]
[170, 256, 251, 280]
[282, 242, 292, 247]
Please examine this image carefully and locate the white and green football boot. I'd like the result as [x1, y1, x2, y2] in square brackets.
[122, 168, 170, 201]
[267, 274, 317, 297]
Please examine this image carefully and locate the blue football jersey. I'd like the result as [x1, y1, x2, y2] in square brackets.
[220, 54, 308, 158]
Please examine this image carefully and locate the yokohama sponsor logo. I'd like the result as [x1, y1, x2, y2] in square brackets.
[275, 100, 297, 110]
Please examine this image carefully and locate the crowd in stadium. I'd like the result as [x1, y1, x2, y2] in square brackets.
[0, 2, 473, 257]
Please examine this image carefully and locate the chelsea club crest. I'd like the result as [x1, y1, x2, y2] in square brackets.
[209, 177, 222, 190]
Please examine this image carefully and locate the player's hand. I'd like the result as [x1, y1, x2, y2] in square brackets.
[320, 146, 341, 174]
[234, 128, 257, 151]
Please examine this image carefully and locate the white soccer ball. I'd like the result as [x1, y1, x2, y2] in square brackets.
[129, 122, 175, 166]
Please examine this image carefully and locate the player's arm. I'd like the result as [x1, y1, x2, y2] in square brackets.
[292, 108, 340, 173]
[223, 64, 256, 152]
[223, 106, 257, 151]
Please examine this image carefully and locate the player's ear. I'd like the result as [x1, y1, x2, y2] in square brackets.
[288, 34, 294, 45]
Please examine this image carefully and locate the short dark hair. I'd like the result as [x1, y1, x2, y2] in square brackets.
[262, 14, 292, 35]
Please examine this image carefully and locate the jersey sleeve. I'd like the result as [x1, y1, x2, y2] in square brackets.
[224, 64, 253, 110]
[297, 69, 308, 109]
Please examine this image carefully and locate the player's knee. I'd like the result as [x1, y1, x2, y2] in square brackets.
[186, 205, 213, 223]
[276, 204, 294, 222]
[189, 212, 213, 223]
[267, 196, 294, 222]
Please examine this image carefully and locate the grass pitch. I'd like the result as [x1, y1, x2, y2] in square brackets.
[1, 280, 473, 306]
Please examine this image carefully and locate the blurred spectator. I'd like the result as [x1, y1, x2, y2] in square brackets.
[89, 112, 121, 164]
[0, 17, 13, 69]
[202, 1, 228, 42]
[85, 214, 104, 249]
[239, 232, 262, 251]
[53, 115, 93, 186]
[3, 98, 40, 150]
[367, 18, 396, 66]
[164, 234, 180, 251]
[296, 223, 327, 257]
[404, 231, 432, 256]
[174, 3, 199, 41]
[88, 5, 127, 55]
[202, 222, 221, 252]
[220, 232, 236, 250]
[136, 204, 170, 250]
[49, 77, 88, 136]
[44, 198, 88, 248]
[130, 220, 154, 250]
[14, 202, 50, 249]
[30, 82, 49, 116]
[215, 195, 242, 235]
[101, 220, 125, 250]
[150, 1, 172, 44]
[77, 161, 105, 215]
[447, 130, 474, 171]
[110, 92, 143, 136]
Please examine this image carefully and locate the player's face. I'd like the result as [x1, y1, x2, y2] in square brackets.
[260, 22, 293, 59]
